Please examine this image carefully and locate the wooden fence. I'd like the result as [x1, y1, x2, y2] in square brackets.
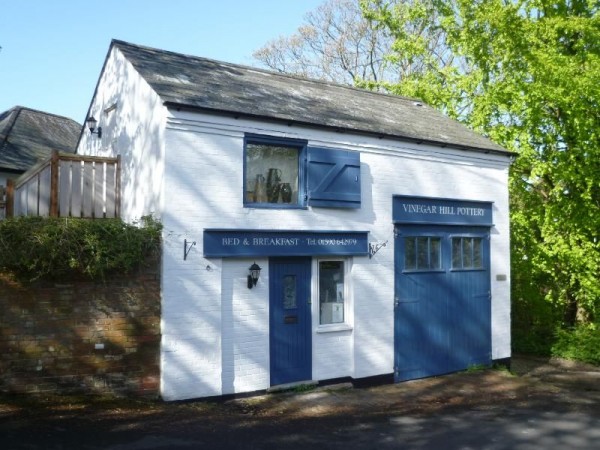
[0, 185, 6, 220]
[2, 151, 121, 219]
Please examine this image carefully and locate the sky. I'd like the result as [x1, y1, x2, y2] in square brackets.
[0, 0, 324, 124]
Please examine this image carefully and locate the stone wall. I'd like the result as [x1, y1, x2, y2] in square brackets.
[0, 262, 160, 397]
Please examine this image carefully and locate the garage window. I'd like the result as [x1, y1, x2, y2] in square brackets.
[404, 236, 441, 271]
[452, 237, 484, 270]
[404, 236, 442, 271]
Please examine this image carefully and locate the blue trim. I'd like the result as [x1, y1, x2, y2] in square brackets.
[307, 147, 361, 209]
[204, 229, 369, 257]
[393, 195, 493, 226]
[243, 134, 308, 209]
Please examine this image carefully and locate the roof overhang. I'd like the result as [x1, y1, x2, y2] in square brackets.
[164, 101, 516, 159]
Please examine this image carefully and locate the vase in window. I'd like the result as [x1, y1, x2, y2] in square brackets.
[280, 183, 292, 203]
[254, 174, 267, 203]
[267, 168, 282, 203]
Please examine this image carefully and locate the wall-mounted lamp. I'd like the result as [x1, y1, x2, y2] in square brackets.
[86, 116, 102, 139]
[247, 262, 262, 289]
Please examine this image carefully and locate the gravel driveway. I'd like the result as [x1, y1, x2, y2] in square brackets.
[1, 355, 599, 449]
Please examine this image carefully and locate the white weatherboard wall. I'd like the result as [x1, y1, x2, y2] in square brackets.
[77, 46, 166, 223]
[159, 110, 511, 400]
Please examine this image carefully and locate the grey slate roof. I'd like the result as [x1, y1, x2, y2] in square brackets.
[111, 40, 509, 155]
[0, 106, 80, 173]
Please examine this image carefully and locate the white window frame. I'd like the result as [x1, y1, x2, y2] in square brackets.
[312, 257, 354, 333]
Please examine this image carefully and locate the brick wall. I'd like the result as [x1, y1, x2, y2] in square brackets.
[0, 261, 160, 397]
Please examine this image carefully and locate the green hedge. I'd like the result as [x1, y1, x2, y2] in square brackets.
[552, 324, 600, 365]
[513, 323, 600, 366]
[0, 216, 161, 281]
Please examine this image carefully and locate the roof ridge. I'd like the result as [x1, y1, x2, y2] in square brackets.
[12, 105, 80, 123]
[0, 107, 22, 153]
[111, 39, 425, 106]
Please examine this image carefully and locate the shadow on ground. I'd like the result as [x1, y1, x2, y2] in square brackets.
[1, 355, 599, 449]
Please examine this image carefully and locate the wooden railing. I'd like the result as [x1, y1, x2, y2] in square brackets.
[0, 185, 6, 220]
[3, 151, 121, 219]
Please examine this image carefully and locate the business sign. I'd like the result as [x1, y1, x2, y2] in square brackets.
[204, 229, 369, 257]
[393, 195, 493, 226]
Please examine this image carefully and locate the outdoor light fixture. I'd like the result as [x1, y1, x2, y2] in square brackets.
[86, 116, 102, 139]
[247, 262, 262, 289]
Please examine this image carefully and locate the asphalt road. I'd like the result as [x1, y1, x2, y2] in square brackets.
[90, 408, 600, 450]
[1, 355, 599, 449]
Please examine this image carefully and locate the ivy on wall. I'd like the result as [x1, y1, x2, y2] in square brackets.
[0, 216, 161, 281]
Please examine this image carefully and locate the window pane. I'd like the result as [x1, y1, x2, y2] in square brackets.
[452, 237, 484, 270]
[246, 143, 299, 205]
[430, 238, 441, 269]
[416, 237, 429, 269]
[283, 275, 296, 309]
[473, 238, 483, 268]
[406, 237, 441, 271]
[462, 238, 473, 268]
[404, 238, 416, 270]
[452, 238, 462, 269]
[319, 261, 344, 325]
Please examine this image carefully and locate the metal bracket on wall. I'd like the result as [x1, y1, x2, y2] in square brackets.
[368, 240, 388, 259]
[184, 239, 196, 261]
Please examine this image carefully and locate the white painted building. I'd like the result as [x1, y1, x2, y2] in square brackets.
[78, 40, 512, 401]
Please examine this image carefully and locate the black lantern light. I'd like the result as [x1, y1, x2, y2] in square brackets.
[247, 262, 262, 289]
[86, 116, 102, 139]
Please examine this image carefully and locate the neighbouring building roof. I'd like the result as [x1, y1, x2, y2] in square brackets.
[0, 106, 80, 173]
[110, 39, 509, 155]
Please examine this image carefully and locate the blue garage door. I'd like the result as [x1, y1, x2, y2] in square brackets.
[394, 225, 491, 382]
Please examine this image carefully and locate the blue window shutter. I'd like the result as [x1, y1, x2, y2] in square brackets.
[307, 147, 361, 208]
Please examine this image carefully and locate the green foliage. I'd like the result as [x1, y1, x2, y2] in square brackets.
[512, 325, 555, 356]
[552, 324, 600, 365]
[362, 0, 600, 330]
[0, 216, 161, 281]
[512, 319, 600, 366]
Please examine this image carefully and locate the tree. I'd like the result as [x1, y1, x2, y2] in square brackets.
[253, 0, 393, 84]
[252, 0, 452, 86]
[362, 0, 600, 330]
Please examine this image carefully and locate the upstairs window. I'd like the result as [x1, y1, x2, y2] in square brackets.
[244, 135, 305, 208]
[244, 135, 361, 209]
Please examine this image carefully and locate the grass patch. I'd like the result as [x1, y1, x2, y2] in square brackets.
[292, 383, 317, 393]
[466, 364, 489, 373]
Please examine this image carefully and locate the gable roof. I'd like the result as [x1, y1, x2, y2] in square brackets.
[0, 106, 80, 173]
[110, 39, 509, 155]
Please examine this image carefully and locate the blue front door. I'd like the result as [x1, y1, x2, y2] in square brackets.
[270, 257, 312, 386]
[394, 225, 491, 382]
